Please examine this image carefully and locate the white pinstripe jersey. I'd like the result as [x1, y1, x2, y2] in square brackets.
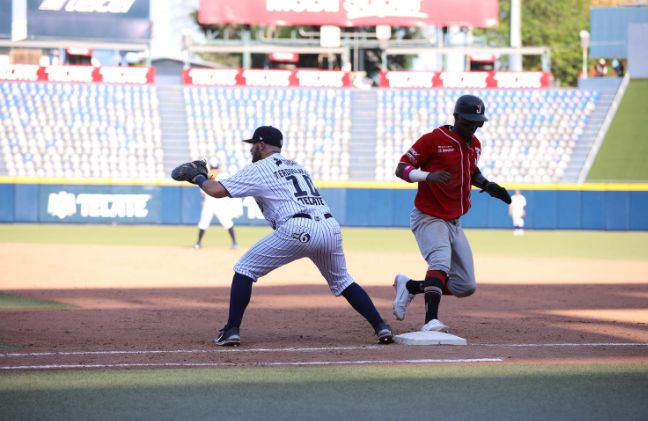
[219, 153, 332, 229]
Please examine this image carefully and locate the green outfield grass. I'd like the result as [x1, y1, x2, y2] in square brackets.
[1, 364, 647, 420]
[2, 225, 647, 419]
[1, 224, 647, 261]
[588, 79, 648, 182]
[0, 293, 73, 311]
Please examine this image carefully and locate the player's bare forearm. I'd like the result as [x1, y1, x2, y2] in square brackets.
[201, 180, 230, 198]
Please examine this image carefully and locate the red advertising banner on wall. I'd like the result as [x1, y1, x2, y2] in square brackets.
[182, 68, 352, 88]
[199, 0, 498, 28]
[0, 65, 156, 84]
[182, 68, 552, 89]
[379, 70, 553, 89]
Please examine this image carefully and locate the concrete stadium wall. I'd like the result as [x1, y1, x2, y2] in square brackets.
[1, 183, 647, 230]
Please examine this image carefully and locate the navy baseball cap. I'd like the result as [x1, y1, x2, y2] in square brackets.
[453, 95, 488, 122]
[243, 126, 283, 148]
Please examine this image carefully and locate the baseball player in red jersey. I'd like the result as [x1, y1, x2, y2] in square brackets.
[171, 126, 394, 346]
[392, 95, 511, 333]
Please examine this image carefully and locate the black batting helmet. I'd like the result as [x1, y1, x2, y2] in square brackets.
[453, 95, 488, 122]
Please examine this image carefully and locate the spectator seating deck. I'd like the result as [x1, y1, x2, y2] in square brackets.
[376, 89, 599, 183]
[0, 81, 600, 184]
[183, 86, 352, 180]
[0, 81, 163, 179]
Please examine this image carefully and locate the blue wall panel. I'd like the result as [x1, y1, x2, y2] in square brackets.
[533, 191, 559, 229]
[321, 188, 347, 225]
[160, 186, 181, 224]
[368, 189, 393, 227]
[556, 190, 581, 229]
[1, 183, 647, 230]
[464, 192, 489, 228]
[181, 187, 202, 225]
[15, 184, 39, 222]
[630, 192, 648, 230]
[581, 191, 606, 229]
[345, 188, 370, 226]
[0, 184, 15, 222]
[605, 191, 629, 230]
[391, 189, 415, 227]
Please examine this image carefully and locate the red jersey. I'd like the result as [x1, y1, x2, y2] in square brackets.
[400, 125, 482, 220]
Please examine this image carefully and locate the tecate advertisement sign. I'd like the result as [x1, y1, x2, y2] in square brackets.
[199, 0, 498, 28]
[28, 0, 151, 40]
[42, 186, 158, 223]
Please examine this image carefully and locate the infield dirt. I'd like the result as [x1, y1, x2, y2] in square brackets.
[1, 243, 647, 368]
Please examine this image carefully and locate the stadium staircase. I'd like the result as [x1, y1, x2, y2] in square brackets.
[562, 80, 621, 182]
[157, 85, 191, 176]
[349, 90, 378, 180]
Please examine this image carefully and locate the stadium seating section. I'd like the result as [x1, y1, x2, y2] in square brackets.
[0, 82, 163, 179]
[0, 81, 598, 183]
[376, 89, 599, 183]
[184, 86, 352, 180]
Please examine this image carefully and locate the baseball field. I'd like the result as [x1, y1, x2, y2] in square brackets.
[1, 224, 648, 420]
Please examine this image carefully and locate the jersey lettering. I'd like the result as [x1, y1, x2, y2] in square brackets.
[220, 153, 332, 229]
[286, 174, 321, 198]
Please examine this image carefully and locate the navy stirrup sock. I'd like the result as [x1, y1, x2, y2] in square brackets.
[341, 282, 383, 330]
[225, 273, 254, 329]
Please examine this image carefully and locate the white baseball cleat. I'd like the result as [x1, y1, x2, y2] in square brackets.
[421, 319, 449, 333]
[393, 274, 414, 321]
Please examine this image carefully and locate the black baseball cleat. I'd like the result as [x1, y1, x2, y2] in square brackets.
[214, 326, 241, 347]
[375, 322, 394, 345]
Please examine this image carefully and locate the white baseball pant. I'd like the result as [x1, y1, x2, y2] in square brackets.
[410, 208, 477, 297]
[198, 197, 235, 230]
[234, 214, 354, 296]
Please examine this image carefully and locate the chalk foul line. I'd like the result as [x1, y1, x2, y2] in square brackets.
[0, 358, 505, 371]
[473, 343, 648, 347]
[1, 342, 647, 359]
[0, 345, 384, 358]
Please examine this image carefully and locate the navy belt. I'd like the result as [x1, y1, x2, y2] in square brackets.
[293, 213, 332, 220]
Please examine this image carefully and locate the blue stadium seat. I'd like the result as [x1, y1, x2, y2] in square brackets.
[183, 86, 352, 180]
[375, 88, 599, 183]
[0, 80, 163, 179]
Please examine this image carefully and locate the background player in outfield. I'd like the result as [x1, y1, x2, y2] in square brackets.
[193, 163, 238, 250]
[392, 95, 511, 333]
[171, 126, 394, 346]
[509, 190, 527, 236]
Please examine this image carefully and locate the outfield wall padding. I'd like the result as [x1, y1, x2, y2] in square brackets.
[0, 183, 647, 230]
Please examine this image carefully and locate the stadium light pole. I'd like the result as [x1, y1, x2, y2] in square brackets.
[579, 30, 590, 79]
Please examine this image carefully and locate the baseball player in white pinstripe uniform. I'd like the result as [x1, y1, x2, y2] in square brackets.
[193, 163, 238, 250]
[171, 126, 393, 346]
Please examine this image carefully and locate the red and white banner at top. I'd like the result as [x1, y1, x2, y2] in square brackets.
[380, 70, 553, 89]
[0, 65, 551, 89]
[183, 68, 353, 88]
[198, 0, 498, 28]
[183, 68, 552, 89]
[0, 65, 155, 84]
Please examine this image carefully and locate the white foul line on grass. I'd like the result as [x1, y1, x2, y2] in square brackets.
[0, 358, 505, 371]
[1, 342, 647, 359]
[473, 343, 648, 347]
